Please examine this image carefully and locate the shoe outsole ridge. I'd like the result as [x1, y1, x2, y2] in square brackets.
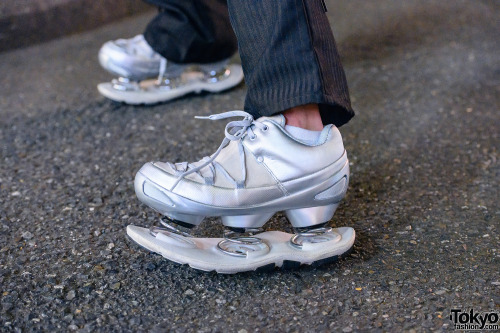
[97, 64, 244, 105]
[126, 225, 355, 274]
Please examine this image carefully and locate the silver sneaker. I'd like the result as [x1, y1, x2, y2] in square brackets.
[97, 35, 243, 104]
[128, 111, 355, 273]
[99, 34, 163, 80]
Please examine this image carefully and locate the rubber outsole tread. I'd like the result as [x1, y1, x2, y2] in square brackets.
[127, 225, 354, 274]
[282, 260, 301, 270]
[254, 263, 277, 273]
[221, 244, 353, 274]
[129, 239, 354, 274]
[103, 83, 240, 106]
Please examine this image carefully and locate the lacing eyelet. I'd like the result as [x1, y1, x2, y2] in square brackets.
[262, 125, 269, 132]
[250, 135, 257, 140]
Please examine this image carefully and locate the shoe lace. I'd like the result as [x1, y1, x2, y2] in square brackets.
[169, 111, 268, 190]
[157, 58, 167, 84]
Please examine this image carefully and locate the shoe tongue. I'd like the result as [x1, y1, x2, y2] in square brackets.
[257, 114, 286, 128]
[133, 36, 156, 57]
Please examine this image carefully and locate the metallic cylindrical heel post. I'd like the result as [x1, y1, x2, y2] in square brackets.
[199, 59, 230, 83]
[217, 227, 269, 257]
[156, 76, 183, 90]
[285, 203, 340, 228]
[149, 217, 194, 238]
[290, 223, 341, 248]
[112, 77, 137, 91]
[203, 66, 231, 84]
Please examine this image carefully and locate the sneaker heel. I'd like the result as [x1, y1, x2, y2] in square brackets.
[221, 212, 275, 228]
[285, 203, 340, 228]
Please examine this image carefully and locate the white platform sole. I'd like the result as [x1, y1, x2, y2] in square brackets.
[127, 225, 355, 274]
[97, 64, 244, 105]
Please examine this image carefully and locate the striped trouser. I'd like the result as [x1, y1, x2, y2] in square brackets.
[144, 0, 354, 126]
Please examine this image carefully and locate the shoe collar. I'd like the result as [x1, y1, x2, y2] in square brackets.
[256, 114, 334, 146]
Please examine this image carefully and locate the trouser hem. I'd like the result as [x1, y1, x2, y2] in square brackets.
[247, 92, 354, 127]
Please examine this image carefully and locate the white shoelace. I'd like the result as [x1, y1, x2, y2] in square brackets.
[157, 58, 167, 84]
[169, 111, 268, 190]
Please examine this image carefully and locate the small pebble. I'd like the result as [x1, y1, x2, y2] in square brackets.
[21, 231, 34, 240]
[66, 290, 76, 300]
[144, 263, 156, 271]
[110, 282, 121, 290]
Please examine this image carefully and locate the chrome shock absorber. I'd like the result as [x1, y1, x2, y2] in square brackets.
[200, 59, 231, 84]
[149, 217, 193, 238]
[290, 222, 341, 248]
[148, 217, 198, 248]
[217, 227, 269, 257]
[203, 66, 231, 84]
[112, 77, 139, 91]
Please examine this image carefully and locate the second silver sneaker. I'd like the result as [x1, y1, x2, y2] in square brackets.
[128, 111, 355, 273]
[97, 35, 244, 104]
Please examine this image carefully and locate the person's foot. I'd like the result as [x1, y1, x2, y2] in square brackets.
[97, 35, 244, 105]
[128, 111, 354, 273]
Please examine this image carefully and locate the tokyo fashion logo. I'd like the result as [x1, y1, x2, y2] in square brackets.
[449, 309, 499, 330]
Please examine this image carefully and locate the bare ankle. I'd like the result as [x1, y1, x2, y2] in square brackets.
[282, 104, 323, 131]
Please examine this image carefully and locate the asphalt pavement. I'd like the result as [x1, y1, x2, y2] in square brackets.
[0, 0, 499, 331]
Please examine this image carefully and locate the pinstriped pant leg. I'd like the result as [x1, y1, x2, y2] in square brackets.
[227, 0, 354, 126]
[143, 0, 238, 64]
